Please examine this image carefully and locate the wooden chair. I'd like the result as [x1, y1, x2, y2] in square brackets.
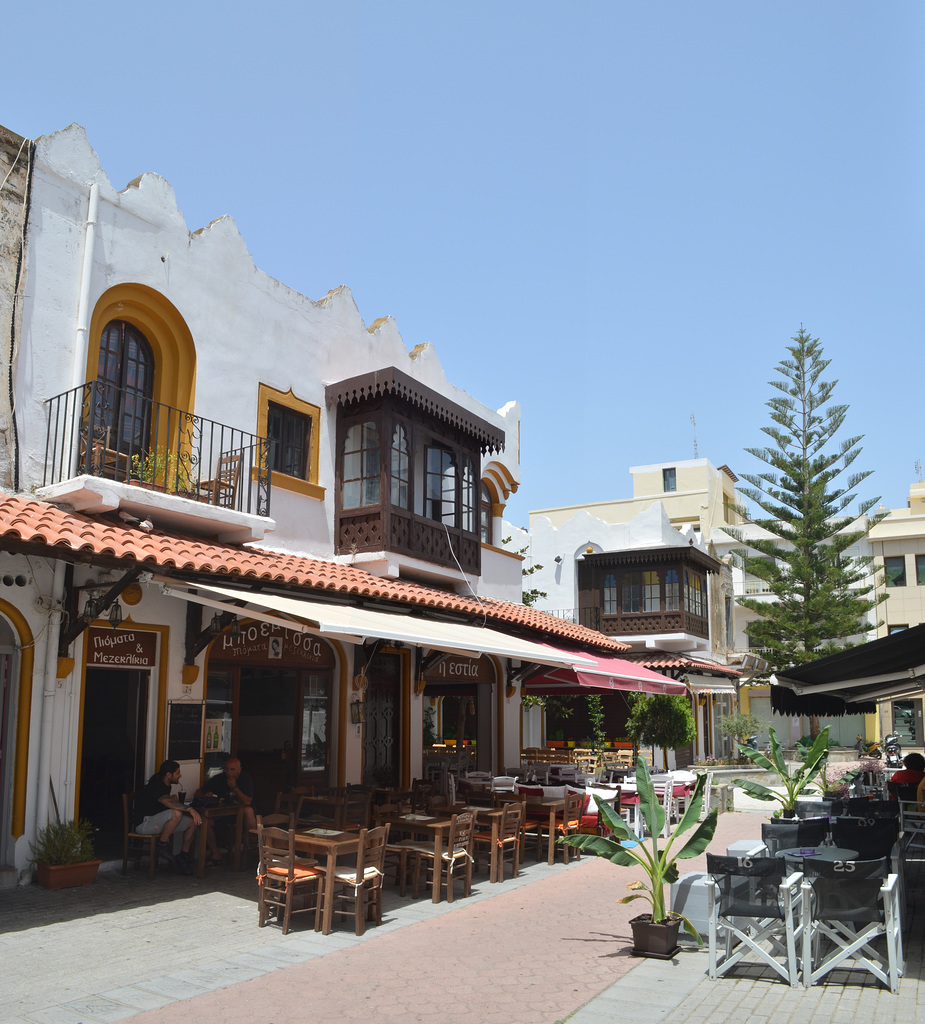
[410, 779, 436, 814]
[474, 800, 523, 882]
[275, 792, 306, 819]
[339, 789, 373, 831]
[246, 810, 296, 862]
[256, 824, 323, 935]
[330, 825, 391, 935]
[412, 811, 476, 902]
[573, 749, 598, 776]
[122, 791, 158, 880]
[200, 451, 241, 508]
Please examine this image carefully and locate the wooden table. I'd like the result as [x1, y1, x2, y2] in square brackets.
[196, 804, 244, 879]
[377, 812, 456, 902]
[294, 827, 362, 934]
[531, 798, 565, 865]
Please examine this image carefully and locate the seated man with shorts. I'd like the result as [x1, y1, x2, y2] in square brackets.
[135, 760, 201, 874]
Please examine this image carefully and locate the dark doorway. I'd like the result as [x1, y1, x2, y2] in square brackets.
[79, 668, 148, 858]
[236, 667, 299, 813]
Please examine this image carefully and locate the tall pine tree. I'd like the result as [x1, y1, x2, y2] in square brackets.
[731, 327, 884, 673]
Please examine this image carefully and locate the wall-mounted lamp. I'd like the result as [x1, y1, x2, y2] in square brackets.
[208, 612, 225, 637]
[227, 616, 241, 638]
[81, 596, 102, 622]
[108, 600, 123, 629]
[350, 699, 366, 725]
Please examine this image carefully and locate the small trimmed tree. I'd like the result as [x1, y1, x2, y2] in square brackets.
[626, 694, 696, 767]
[717, 711, 761, 746]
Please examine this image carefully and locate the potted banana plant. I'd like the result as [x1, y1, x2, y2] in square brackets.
[560, 758, 718, 958]
[732, 725, 831, 817]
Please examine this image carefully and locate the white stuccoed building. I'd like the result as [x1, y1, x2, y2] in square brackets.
[0, 122, 624, 882]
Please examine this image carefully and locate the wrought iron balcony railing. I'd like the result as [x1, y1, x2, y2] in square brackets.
[44, 381, 271, 517]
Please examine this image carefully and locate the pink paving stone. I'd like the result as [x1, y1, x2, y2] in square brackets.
[130, 813, 761, 1024]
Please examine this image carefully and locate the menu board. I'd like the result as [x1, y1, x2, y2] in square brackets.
[167, 701, 205, 762]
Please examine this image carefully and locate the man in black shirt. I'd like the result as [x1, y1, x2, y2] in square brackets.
[195, 757, 256, 864]
[136, 760, 202, 873]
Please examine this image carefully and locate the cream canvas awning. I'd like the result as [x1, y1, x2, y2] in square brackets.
[686, 676, 736, 695]
[158, 579, 598, 669]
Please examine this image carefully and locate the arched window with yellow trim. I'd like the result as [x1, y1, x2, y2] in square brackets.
[95, 320, 155, 453]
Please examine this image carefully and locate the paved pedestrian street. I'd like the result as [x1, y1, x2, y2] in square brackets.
[2, 809, 922, 1024]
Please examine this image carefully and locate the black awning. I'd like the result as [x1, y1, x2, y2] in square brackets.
[771, 623, 925, 716]
[770, 685, 876, 717]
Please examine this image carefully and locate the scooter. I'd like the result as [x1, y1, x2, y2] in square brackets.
[855, 735, 882, 759]
[884, 734, 902, 768]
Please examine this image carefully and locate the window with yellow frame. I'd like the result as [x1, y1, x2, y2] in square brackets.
[256, 383, 323, 499]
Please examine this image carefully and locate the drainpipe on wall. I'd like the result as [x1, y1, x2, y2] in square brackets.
[35, 561, 66, 829]
[71, 183, 99, 391]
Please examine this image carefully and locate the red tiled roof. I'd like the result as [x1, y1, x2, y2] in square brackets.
[0, 494, 626, 653]
[621, 651, 741, 678]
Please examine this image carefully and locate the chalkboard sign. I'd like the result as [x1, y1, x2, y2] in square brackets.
[167, 702, 205, 762]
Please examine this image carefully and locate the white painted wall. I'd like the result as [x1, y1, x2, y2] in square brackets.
[17, 124, 522, 596]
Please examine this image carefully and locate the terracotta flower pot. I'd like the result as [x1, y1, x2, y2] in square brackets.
[629, 914, 682, 959]
[35, 859, 102, 890]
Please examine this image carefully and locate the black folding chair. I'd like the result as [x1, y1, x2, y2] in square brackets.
[801, 857, 903, 993]
[707, 853, 803, 987]
[846, 798, 898, 819]
[760, 817, 829, 856]
[831, 816, 899, 860]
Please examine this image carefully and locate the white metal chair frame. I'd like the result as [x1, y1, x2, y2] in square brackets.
[800, 858, 904, 994]
[707, 854, 803, 988]
[896, 779, 925, 855]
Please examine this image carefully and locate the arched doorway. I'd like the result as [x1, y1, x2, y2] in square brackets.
[0, 617, 19, 864]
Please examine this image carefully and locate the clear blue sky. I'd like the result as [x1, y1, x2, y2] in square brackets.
[7, 2, 923, 527]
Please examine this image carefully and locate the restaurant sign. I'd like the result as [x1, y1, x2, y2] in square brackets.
[87, 626, 158, 667]
[424, 654, 495, 684]
[211, 620, 335, 669]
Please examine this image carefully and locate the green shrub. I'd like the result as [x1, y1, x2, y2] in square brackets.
[29, 819, 96, 865]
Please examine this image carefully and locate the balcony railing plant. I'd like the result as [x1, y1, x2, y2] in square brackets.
[44, 381, 271, 517]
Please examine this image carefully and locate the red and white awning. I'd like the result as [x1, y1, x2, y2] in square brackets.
[522, 647, 688, 696]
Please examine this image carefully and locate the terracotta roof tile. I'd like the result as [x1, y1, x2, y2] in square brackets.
[0, 494, 626, 653]
[621, 651, 741, 678]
